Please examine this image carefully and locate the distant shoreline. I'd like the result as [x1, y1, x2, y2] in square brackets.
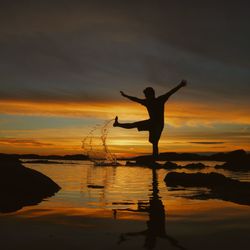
[0, 153, 89, 161]
[131, 149, 250, 162]
[1, 149, 249, 162]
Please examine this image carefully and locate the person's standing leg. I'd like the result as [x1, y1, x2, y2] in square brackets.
[152, 141, 159, 161]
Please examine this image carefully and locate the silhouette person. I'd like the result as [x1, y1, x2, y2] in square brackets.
[113, 80, 187, 160]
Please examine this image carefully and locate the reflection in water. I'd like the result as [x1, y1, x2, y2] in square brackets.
[86, 165, 118, 204]
[117, 168, 186, 250]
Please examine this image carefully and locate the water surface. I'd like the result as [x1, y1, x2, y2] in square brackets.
[1, 160, 250, 250]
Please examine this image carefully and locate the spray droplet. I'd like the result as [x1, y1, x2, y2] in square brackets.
[82, 119, 118, 165]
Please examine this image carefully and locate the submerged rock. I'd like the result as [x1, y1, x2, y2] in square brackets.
[87, 184, 104, 189]
[165, 172, 228, 187]
[214, 149, 250, 171]
[215, 158, 250, 171]
[164, 172, 250, 206]
[163, 161, 180, 169]
[0, 157, 61, 213]
[163, 161, 208, 170]
[184, 162, 208, 169]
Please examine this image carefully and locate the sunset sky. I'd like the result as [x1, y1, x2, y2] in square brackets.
[0, 1, 250, 156]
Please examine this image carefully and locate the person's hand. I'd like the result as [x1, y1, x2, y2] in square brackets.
[180, 80, 187, 87]
[120, 91, 125, 96]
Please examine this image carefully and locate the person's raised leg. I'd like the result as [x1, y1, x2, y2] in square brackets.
[113, 116, 140, 129]
[113, 116, 119, 127]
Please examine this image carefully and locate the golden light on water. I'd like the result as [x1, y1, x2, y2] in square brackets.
[8, 162, 250, 225]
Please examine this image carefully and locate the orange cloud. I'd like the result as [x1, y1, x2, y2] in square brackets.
[0, 99, 249, 126]
[0, 99, 250, 155]
[0, 138, 54, 147]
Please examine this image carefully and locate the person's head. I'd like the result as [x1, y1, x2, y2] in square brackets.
[143, 87, 155, 99]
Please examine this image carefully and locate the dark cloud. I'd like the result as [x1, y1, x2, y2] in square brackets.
[0, 0, 250, 104]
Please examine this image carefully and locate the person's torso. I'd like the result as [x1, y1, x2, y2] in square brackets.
[145, 98, 165, 125]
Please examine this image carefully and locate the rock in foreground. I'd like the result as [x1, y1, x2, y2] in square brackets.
[0, 157, 61, 213]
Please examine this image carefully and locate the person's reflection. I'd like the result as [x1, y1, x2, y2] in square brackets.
[117, 168, 186, 250]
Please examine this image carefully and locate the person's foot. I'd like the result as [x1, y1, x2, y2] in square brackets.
[113, 116, 119, 127]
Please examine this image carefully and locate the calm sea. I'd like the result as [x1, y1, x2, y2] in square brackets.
[9, 160, 247, 214]
[19, 161, 250, 210]
[1, 160, 250, 250]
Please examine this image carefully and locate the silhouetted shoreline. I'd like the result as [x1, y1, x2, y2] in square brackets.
[1, 149, 250, 172]
[132, 149, 250, 162]
[1, 149, 249, 162]
[0, 153, 89, 161]
[23, 159, 66, 164]
[130, 149, 250, 171]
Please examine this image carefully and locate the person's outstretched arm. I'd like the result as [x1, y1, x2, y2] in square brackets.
[120, 91, 145, 105]
[159, 80, 187, 102]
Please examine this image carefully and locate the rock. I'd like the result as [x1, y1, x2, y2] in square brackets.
[165, 172, 228, 187]
[215, 157, 250, 171]
[163, 161, 180, 169]
[87, 184, 104, 189]
[0, 158, 61, 213]
[184, 162, 208, 169]
[163, 162, 208, 170]
[164, 172, 250, 206]
[135, 158, 162, 168]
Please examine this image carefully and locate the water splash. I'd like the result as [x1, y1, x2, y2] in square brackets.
[82, 119, 118, 165]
